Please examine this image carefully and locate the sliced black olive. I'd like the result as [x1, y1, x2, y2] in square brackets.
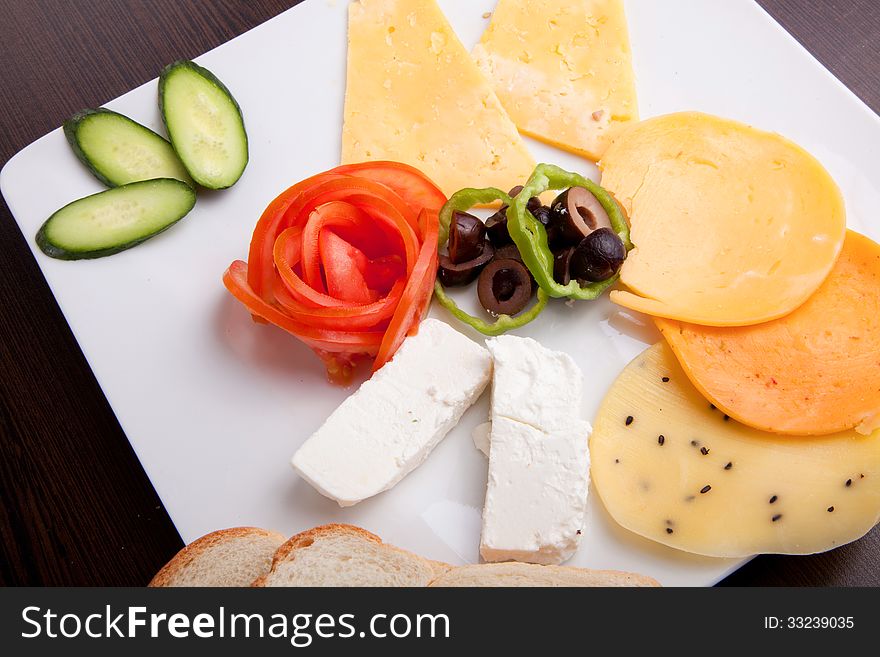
[485, 209, 512, 246]
[493, 243, 523, 263]
[487, 191, 549, 247]
[438, 242, 495, 287]
[531, 205, 552, 227]
[550, 186, 612, 246]
[448, 210, 487, 264]
[493, 243, 537, 292]
[477, 258, 532, 316]
[508, 184, 543, 215]
[553, 247, 575, 285]
[529, 204, 567, 249]
[546, 226, 566, 250]
[569, 227, 626, 282]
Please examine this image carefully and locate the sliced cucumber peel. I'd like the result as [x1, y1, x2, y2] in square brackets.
[63, 108, 192, 187]
[36, 178, 196, 260]
[159, 60, 248, 189]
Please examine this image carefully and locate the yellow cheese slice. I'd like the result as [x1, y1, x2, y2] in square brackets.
[472, 0, 638, 160]
[341, 0, 536, 197]
[600, 112, 846, 326]
[590, 342, 880, 558]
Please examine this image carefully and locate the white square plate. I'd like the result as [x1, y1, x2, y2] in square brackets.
[3, 0, 879, 586]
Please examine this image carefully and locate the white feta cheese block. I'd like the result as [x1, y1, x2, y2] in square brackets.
[291, 319, 492, 507]
[472, 422, 492, 457]
[480, 416, 592, 565]
[480, 335, 591, 565]
[485, 335, 584, 432]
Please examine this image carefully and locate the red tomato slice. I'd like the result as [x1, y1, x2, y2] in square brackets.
[319, 230, 373, 304]
[373, 209, 440, 370]
[363, 255, 405, 292]
[332, 161, 446, 215]
[300, 202, 362, 293]
[223, 261, 384, 353]
[274, 228, 358, 308]
[247, 172, 342, 301]
[272, 277, 403, 330]
[228, 162, 445, 383]
[283, 179, 420, 271]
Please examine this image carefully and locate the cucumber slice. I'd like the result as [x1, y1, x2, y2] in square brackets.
[36, 179, 196, 260]
[64, 108, 192, 187]
[159, 60, 248, 189]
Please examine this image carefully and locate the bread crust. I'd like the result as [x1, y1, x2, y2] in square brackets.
[428, 562, 661, 587]
[151, 523, 658, 588]
[252, 523, 449, 587]
[148, 527, 285, 587]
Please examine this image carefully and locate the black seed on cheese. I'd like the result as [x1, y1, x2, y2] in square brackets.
[723, 414, 730, 422]
[828, 506, 835, 512]
[661, 376, 670, 383]
[846, 478, 853, 487]
[700, 485, 712, 494]
[625, 415, 634, 426]
[614, 458, 620, 464]
[700, 446, 710, 455]
[658, 435, 665, 446]
[666, 528, 674, 534]
[860, 473, 865, 479]
[772, 514, 782, 522]
[690, 440, 699, 447]
[769, 495, 778, 504]
[709, 403, 716, 410]
[724, 462, 733, 470]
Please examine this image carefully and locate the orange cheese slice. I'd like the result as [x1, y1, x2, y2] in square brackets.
[600, 112, 846, 326]
[657, 231, 880, 436]
[341, 0, 535, 197]
[472, 0, 638, 160]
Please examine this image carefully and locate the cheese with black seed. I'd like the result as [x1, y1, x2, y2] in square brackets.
[590, 342, 880, 557]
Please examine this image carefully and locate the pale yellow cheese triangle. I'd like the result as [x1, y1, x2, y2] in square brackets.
[473, 0, 638, 160]
[341, 0, 535, 197]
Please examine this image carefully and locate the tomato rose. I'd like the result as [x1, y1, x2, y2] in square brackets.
[223, 162, 444, 384]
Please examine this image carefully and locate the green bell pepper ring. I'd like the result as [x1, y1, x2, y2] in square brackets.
[433, 282, 550, 337]
[508, 163, 632, 300]
[438, 186, 511, 246]
[434, 186, 549, 335]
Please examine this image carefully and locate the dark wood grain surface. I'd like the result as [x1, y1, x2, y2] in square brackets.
[0, 0, 878, 587]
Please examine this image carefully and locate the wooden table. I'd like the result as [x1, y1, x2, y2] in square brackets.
[1, 0, 878, 586]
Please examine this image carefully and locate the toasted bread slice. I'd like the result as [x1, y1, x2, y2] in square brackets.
[149, 527, 286, 587]
[429, 562, 660, 587]
[253, 524, 445, 587]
